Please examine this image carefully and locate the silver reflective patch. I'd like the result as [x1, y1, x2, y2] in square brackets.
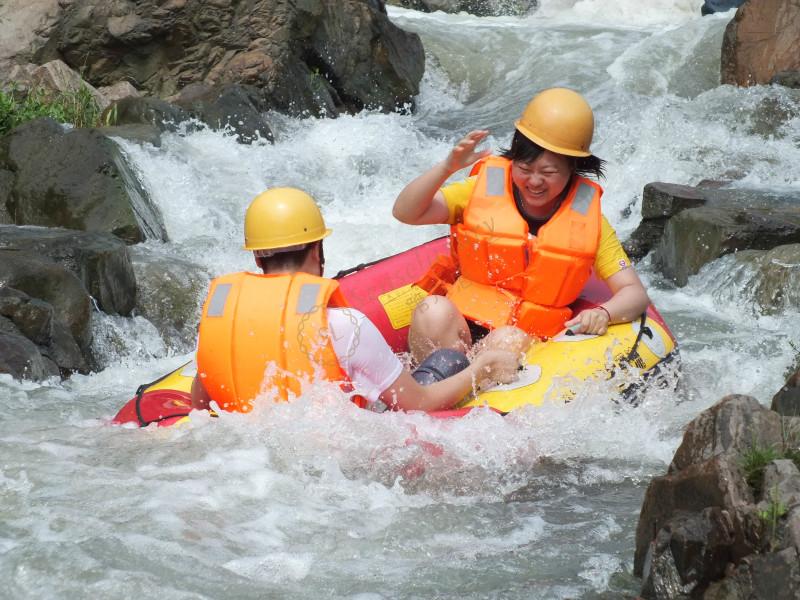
[486, 167, 505, 196]
[571, 182, 594, 215]
[296, 283, 321, 314]
[206, 283, 232, 317]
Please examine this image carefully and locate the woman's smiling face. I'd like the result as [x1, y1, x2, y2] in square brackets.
[511, 150, 572, 217]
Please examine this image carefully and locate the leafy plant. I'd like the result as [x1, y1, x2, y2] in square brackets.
[740, 444, 781, 495]
[0, 85, 101, 136]
[758, 484, 787, 551]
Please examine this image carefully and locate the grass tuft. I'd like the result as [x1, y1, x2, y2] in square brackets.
[0, 85, 101, 136]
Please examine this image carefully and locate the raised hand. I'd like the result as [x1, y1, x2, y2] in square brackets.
[444, 129, 492, 173]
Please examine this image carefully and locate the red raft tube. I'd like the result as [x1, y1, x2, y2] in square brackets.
[113, 237, 678, 427]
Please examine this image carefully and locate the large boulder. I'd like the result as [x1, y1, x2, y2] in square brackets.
[648, 184, 800, 286]
[171, 83, 274, 143]
[721, 0, 800, 87]
[129, 245, 209, 350]
[0, 315, 60, 381]
[0, 0, 62, 73]
[0, 249, 92, 354]
[635, 395, 800, 598]
[624, 183, 706, 262]
[728, 244, 800, 314]
[0, 225, 137, 316]
[20, 0, 424, 117]
[0, 287, 86, 377]
[0, 118, 167, 243]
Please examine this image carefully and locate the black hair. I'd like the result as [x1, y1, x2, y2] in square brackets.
[500, 130, 607, 180]
[256, 241, 322, 274]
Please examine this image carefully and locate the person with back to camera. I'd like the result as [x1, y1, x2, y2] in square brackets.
[392, 88, 650, 357]
[191, 187, 522, 414]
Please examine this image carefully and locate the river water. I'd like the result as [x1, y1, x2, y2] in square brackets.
[3, 2, 800, 598]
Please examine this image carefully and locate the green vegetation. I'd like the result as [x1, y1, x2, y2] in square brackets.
[758, 484, 788, 551]
[0, 85, 101, 136]
[740, 444, 782, 494]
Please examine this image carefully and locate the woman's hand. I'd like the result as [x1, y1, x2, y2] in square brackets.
[444, 130, 492, 173]
[564, 307, 611, 336]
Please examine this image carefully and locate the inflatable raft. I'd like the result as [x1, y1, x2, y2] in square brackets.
[112, 237, 677, 427]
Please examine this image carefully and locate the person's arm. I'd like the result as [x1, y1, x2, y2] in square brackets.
[190, 375, 212, 410]
[392, 129, 491, 225]
[378, 349, 519, 412]
[564, 268, 650, 335]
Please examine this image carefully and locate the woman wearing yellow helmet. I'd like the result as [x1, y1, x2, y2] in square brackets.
[393, 88, 650, 352]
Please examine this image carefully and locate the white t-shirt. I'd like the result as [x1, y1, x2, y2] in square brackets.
[327, 308, 403, 404]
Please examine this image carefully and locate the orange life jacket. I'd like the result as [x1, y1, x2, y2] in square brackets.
[196, 272, 365, 412]
[443, 156, 603, 338]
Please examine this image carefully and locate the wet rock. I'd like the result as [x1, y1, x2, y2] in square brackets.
[99, 96, 191, 133]
[26, 0, 423, 117]
[0, 287, 87, 376]
[652, 204, 800, 287]
[623, 218, 668, 263]
[771, 365, 800, 417]
[624, 183, 707, 261]
[95, 124, 162, 148]
[721, 0, 800, 87]
[760, 459, 800, 507]
[0, 169, 12, 223]
[172, 83, 274, 143]
[0, 249, 92, 356]
[635, 453, 754, 576]
[0, 225, 136, 316]
[639, 507, 745, 599]
[129, 245, 209, 350]
[670, 395, 784, 473]
[0, 118, 167, 243]
[386, 0, 537, 16]
[727, 244, 800, 315]
[701, 0, 745, 16]
[96, 81, 141, 105]
[771, 70, 800, 89]
[0, 315, 60, 381]
[29, 59, 108, 109]
[642, 183, 707, 220]
[703, 548, 800, 599]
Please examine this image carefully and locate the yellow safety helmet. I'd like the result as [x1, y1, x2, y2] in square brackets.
[514, 88, 595, 157]
[243, 187, 332, 251]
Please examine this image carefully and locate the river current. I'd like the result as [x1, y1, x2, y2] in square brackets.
[2, 1, 800, 598]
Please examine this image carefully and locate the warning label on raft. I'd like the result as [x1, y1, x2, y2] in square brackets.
[378, 284, 428, 330]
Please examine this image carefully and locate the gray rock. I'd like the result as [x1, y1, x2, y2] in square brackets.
[701, 0, 745, 16]
[0, 118, 167, 243]
[670, 395, 784, 473]
[623, 217, 668, 262]
[95, 124, 162, 148]
[640, 507, 744, 599]
[652, 205, 800, 287]
[729, 245, 800, 315]
[0, 249, 92, 352]
[173, 83, 274, 143]
[0, 225, 137, 316]
[760, 459, 800, 509]
[129, 245, 209, 350]
[0, 286, 87, 375]
[99, 96, 191, 133]
[703, 548, 800, 599]
[771, 366, 800, 417]
[771, 70, 800, 89]
[642, 182, 706, 220]
[0, 315, 60, 381]
[635, 453, 754, 576]
[386, 0, 537, 16]
[38, 0, 424, 117]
